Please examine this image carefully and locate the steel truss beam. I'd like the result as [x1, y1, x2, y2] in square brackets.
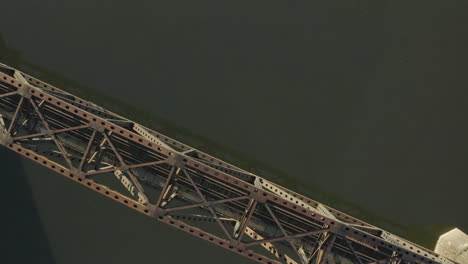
[0, 64, 458, 264]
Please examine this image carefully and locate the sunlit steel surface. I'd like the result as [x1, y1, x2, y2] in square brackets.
[0, 63, 458, 264]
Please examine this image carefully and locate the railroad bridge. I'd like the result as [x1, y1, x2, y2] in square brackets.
[0, 63, 463, 264]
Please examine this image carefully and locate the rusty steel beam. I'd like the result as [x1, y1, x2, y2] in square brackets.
[245, 229, 331, 247]
[155, 166, 178, 209]
[163, 195, 250, 213]
[0, 90, 17, 98]
[317, 234, 336, 264]
[28, 97, 74, 169]
[13, 123, 89, 141]
[7, 96, 23, 134]
[0, 64, 459, 264]
[182, 169, 233, 239]
[265, 203, 309, 264]
[101, 131, 150, 204]
[236, 199, 257, 242]
[245, 226, 299, 264]
[78, 129, 96, 171]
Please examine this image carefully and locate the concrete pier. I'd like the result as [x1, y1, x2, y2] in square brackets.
[435, 228, 468, 264]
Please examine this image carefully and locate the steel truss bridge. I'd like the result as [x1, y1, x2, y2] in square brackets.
[0, 63, 458, 264]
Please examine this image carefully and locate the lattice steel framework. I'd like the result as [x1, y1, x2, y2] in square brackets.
[0, 63, 457, 264]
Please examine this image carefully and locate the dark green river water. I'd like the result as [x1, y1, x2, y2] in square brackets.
[1, 1, 467, 263]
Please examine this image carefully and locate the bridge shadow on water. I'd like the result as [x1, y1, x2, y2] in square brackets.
[1, 147, 56, 264]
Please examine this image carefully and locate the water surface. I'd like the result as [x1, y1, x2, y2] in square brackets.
[1, 1, 467, 263]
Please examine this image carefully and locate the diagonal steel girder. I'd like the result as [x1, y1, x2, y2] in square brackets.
[28, 97, 74, 169]
[182, 168, 234, 240]
[101, 131, 150, 204]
